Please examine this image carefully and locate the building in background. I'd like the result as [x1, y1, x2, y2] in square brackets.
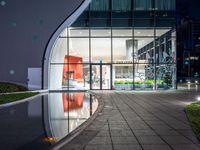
[177, 17, 200, 82]
[48, 0, 177, 91]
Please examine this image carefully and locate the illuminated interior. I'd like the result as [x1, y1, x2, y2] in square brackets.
[49, 0, 176, 90]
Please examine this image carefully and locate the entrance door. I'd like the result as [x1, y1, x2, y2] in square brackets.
[91, 64, 111, 90]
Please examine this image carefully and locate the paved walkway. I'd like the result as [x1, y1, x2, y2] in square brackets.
[61, 90, 200, 150]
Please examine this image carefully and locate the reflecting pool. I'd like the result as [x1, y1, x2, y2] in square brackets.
[0, 92, 98, 150]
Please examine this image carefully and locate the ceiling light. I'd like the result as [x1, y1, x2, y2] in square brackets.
[137, 32, 141, 34]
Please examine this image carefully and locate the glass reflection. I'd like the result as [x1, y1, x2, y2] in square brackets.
[47, 92, 98, 142]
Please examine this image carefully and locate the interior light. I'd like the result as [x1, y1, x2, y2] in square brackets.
[137, 32, 141, 34]
[197, 97, 200, 101]
[187, 81, 191, 84]
[79, 32, 82, 34]
[195, 80, 198, 84]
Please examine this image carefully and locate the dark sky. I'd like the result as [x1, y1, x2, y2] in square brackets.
[177, 0, 200, 20]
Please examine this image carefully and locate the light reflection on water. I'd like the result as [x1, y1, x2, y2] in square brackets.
[46, 92, 98, 143]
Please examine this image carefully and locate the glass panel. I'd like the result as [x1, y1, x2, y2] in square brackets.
[62, 64, 90, 90]
[134, 37, 155, 63]
[134, 63, 154, 90]
[156, 18, 176, 27]
[91, 28, 111, 37]
[112, 29, 133, 37]
[156, 64, 176, 89]
[156, 28, 171, 37]
[112, 0, 132, 11]
[69, 38, 89, 63]
[91, 38, 111, 63]
[155, 0, 175, 10]
[155, 30, 176, 64]
[134, 11, 154, 18]
[51, 38, 68, 63]
[90, 0, 110, 11]
[90, 19, 111, 27]
[112, 12, 132, 19]
[90, 11, 110, 18]
[134, 0, 152, 11]
[91, 65, 101, 89]
[112, 64, 133, 90]
[133, 19, 155, 27]
[134, 28, 154, 37]
[113, 38, 133, 63]
[49, 64, 64, 90]
[102, 65, 111, 89]
[112, 19, 132, 27]
[71, 19, 89, 27]
[68, 28, 89, 37]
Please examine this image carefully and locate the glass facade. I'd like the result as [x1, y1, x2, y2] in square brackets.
[49, 0, 176, 90]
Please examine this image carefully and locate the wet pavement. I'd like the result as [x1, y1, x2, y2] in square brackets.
[62, 90, 200, 150]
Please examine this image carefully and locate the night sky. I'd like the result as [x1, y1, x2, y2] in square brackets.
[177, 0, 200, 20]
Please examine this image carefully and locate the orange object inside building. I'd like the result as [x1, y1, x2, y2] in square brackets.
[62, 55, 83, 83]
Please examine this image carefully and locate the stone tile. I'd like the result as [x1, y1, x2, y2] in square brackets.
[88, 137, 111, 145]
[79, 130, 98, 137]
[109, 124, 129, 130]
[96, 130, 110, 137]
[161, 136, 193, 144]
[110, 129, 134, 137]
[133, 129, 156, 136]
[111, 136, 138, 144]
[137, 136, 165, 145]
[61, 144, 83, 150]
[172, 144, 200, 150]
[130, 124, 151, 130]
[84, 144, 112, 150]
[70, 136, 93, 144]
[142, 145, 172, 150]
[156, 129, 180, 136]
[150, 125, 172, 130]
[113, 144, 142, 150]
[61, 91, 200, 150]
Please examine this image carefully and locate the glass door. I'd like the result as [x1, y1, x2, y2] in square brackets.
[91, 64, 111, 90]
[91, 65, 101, 89]
[102, 65, 111, 90]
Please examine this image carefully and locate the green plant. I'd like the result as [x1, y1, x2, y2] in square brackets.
[0, 82, 27, 93]
[185, 102, 200, 141]
[163, 72, 172, 85]
[0, 92, 39, 104]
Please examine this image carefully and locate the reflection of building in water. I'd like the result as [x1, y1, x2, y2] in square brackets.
[62, 93, 83, 111]
[47, 92, 98, 142]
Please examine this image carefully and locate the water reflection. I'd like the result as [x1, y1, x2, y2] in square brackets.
[0, 92, 98, 150]
[47, 92, 98, 143]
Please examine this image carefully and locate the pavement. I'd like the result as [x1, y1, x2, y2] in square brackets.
[61, 90, 200, 150]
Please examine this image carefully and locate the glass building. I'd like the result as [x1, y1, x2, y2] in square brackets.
[49, 0, 176, 91]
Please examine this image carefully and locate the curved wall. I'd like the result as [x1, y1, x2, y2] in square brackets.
[0, 0, 85, 89]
